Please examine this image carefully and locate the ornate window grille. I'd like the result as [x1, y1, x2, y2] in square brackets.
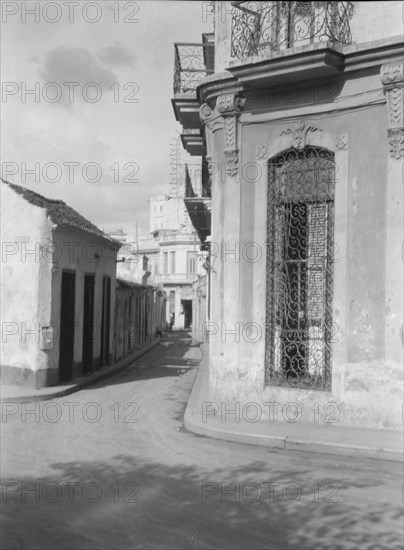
[231, 1, 353, 59]
[173, 43, 214, 95]
[265, 147, 335, 390]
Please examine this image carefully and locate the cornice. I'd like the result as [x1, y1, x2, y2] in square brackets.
[198, 37, 403, 103]
[228, 45, 345, 86]
[197, 70, 241, 107]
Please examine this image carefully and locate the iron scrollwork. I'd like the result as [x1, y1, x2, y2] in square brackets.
[231, 1, 354, 60]
[265, 146, 335, 390]
[173, 43, 214, 95]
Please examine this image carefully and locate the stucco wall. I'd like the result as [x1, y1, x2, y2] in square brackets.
[192, 275, 208, 342]
[1, 185, 118, 387]
[50, 228, 117, 380]
[114, 283, 165, 362]
[1, 185, 48, 385]
[207, 71, 403, 430]
[349, 2, 403, 43]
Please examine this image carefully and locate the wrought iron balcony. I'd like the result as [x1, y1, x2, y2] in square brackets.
[231, 1, 354, 60]
[173, 42, 214, 95]
[183, 163, 211, 245]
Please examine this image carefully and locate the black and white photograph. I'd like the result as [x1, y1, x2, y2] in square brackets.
[1, 1, 403, 548]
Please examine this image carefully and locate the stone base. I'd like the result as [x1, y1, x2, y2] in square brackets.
[0, 364, 59, 388]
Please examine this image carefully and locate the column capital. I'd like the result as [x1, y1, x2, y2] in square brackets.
[380, 62, 404, 87]
[217, 93, 245, 116]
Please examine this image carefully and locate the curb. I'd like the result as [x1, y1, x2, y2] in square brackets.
[0, 338, 163, 404]
[184, 349, 403, 463]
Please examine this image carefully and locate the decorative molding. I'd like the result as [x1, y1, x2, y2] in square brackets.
[380, 63, 404, 86]
[388, 128, 404, 159]
[200, 94, 245, 176]
[280, 120, 323, 149]
[216, 93, 245, 176]
[223, 150, 239, 177]
[199, 102, 213, 122]
[256, 143, 268, 159]
[205, 155, 214, 176]
[380, 62, 404, 159]
[217, 93, 245, 115]
[199, 102, 223, 133]
[223, 116, 237, 151]
[387, 86, 403, 126]
[335, 134, 348, 151]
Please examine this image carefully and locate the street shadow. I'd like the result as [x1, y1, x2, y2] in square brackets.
[1, 454, 402, 550]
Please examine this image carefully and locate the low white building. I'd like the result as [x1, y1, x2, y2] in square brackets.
[1, 179, 120, 387]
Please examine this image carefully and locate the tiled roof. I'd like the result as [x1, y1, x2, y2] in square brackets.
[116, 278, 151, 290]
[2, 179, 120, 248]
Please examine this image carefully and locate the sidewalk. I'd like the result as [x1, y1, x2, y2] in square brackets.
[184, 343, 403, 462]
[0, 338, 162, 403]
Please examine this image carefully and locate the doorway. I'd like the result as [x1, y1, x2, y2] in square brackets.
[100, 277, 111, 368]
[59, 271, 76, 382]
[82, 274, 95, 374]
[182, 299, 193, 329]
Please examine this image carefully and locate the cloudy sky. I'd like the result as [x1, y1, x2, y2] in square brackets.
[1, 0, 211, 234]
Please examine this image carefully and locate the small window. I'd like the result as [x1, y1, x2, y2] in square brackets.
[187, 251, 197, 275]
[170, 251, 176, 274]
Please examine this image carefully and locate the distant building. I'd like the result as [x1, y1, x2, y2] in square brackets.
[111, 194, 206, 331]
[114, 279, 166, 362]
[1, 179, 120, 387]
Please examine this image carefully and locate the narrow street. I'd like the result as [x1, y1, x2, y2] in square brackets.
[1, 332, 402, 550]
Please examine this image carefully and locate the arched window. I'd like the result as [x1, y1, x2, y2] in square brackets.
[265, 146, 335, 390]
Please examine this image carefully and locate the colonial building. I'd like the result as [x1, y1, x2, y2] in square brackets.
[1, 179, 120, 387]
[172, 2, 403, 430]
[112, 194, 206, 331]
[113, 279, 166, 363]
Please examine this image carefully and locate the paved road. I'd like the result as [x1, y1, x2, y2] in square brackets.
[1, 333, 403, 550]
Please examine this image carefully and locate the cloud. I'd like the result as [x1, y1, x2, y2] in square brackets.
[98, 41, 137, 68]
[37, 46, 117, 88]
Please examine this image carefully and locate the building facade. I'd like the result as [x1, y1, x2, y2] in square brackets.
[1, 179, 120, 387]
[172, 2, 403, 430]
[113, 279, 166, 363]
[113, 193, 206, 332]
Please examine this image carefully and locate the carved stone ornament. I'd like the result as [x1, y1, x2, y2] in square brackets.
[223, 150, 239, 177]
[388, 128, 404, 159]
[199, 102, 213, 123]
[205, 156, 214, 176]
[280, 120, 323, 149]
[256, 143, 268, 159]
[216, 93, 245, 176]
[217, 93, 245, 115]
[335, 134, 348, 150]
[387, 86, 403, 127]
[223, 116, 237, 151]
[380, 62, 404, 159]
[199, 102, 223, 134]
[380, 63, 404, 86]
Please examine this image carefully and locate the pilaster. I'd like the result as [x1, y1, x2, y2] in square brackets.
[380, 62, 404, 366]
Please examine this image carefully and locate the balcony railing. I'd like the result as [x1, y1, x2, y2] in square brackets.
[231, 1, 354, 60]
[174, 42, 214, 95]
